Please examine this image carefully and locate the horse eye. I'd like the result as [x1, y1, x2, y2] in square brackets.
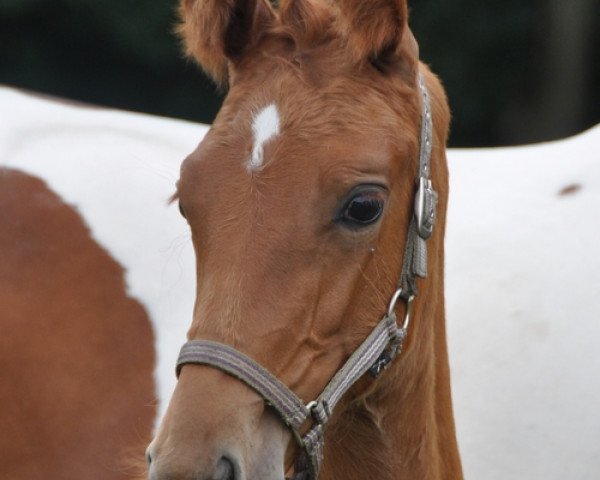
[340, 190, 385, 226]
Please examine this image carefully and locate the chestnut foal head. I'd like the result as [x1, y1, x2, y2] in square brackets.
[148, 1, 459, 479]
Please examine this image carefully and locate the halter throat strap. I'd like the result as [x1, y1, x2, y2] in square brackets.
[175, 72, 436, 480]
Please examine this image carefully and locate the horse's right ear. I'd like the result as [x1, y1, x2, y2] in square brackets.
[178, 0, 276, 85]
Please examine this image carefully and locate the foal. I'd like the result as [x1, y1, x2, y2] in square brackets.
[148, 1, 462, 479]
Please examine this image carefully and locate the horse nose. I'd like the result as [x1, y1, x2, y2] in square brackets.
[145, 443, 153, 468]
[147, 450, 239, 480]
[213, 457, 236, 480]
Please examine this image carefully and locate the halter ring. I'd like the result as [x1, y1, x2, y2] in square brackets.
[387, 289, 415, 331]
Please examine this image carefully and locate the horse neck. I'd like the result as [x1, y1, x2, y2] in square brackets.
[321, 270, 463, 480]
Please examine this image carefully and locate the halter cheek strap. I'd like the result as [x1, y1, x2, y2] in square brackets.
[175, 72, 436, 480]
[400, 73, 436, 299]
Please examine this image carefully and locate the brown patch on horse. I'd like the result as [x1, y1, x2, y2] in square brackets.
[0, 169, 156, 480]
[558, 183, 582, 196]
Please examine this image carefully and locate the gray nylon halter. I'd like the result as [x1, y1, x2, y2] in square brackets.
[176, 72, 436, 480]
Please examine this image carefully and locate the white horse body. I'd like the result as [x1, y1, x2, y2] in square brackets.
[1, 86, 598, 479]
[446, 130, 600, 479]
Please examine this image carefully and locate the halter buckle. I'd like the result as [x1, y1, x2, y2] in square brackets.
[415, 176, 437, 240]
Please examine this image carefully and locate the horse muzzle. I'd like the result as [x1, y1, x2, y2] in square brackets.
[147, 365, 289, 480]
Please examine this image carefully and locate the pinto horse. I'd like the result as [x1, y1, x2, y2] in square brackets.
[3, 70, 600, 480]
[0, 91, 201, 479]
[147, 0, 462, 479]
[4, 2, 599, 480]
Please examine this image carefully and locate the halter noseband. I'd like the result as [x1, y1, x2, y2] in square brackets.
[176, 72, 436, 480]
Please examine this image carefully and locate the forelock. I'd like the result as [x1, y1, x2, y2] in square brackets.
[276, 0, 338, 50]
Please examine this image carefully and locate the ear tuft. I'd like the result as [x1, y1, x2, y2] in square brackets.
[178, 0, 276, 86]
[333, 0, 409, 65]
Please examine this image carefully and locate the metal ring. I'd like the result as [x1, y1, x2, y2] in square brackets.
[402, 295, 415, 330]
[387, 289, 415, 330]
[387, 288, 404, 317]
[305, 401, 317, 414]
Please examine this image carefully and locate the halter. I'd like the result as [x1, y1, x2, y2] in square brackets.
[176, 73, 436, 480]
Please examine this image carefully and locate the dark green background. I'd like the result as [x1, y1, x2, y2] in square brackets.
[1, 0, 598, 147]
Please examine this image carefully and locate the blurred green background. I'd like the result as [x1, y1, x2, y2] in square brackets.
[1, 0, 598, 147]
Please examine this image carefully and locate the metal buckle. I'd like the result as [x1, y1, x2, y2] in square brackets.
[415, 176, 437, 240]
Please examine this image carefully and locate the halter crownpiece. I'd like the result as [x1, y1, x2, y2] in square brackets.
[176, 72, 436, 480]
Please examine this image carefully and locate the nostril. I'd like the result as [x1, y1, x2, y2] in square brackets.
[145, 446, 153, 467]
[214, 456, 236, 480]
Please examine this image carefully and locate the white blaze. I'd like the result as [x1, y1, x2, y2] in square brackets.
[248, 104, 280, 171]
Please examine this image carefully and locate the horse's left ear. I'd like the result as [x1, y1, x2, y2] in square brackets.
[178, 0, 277, 85]
[334, 0, 418, 71]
